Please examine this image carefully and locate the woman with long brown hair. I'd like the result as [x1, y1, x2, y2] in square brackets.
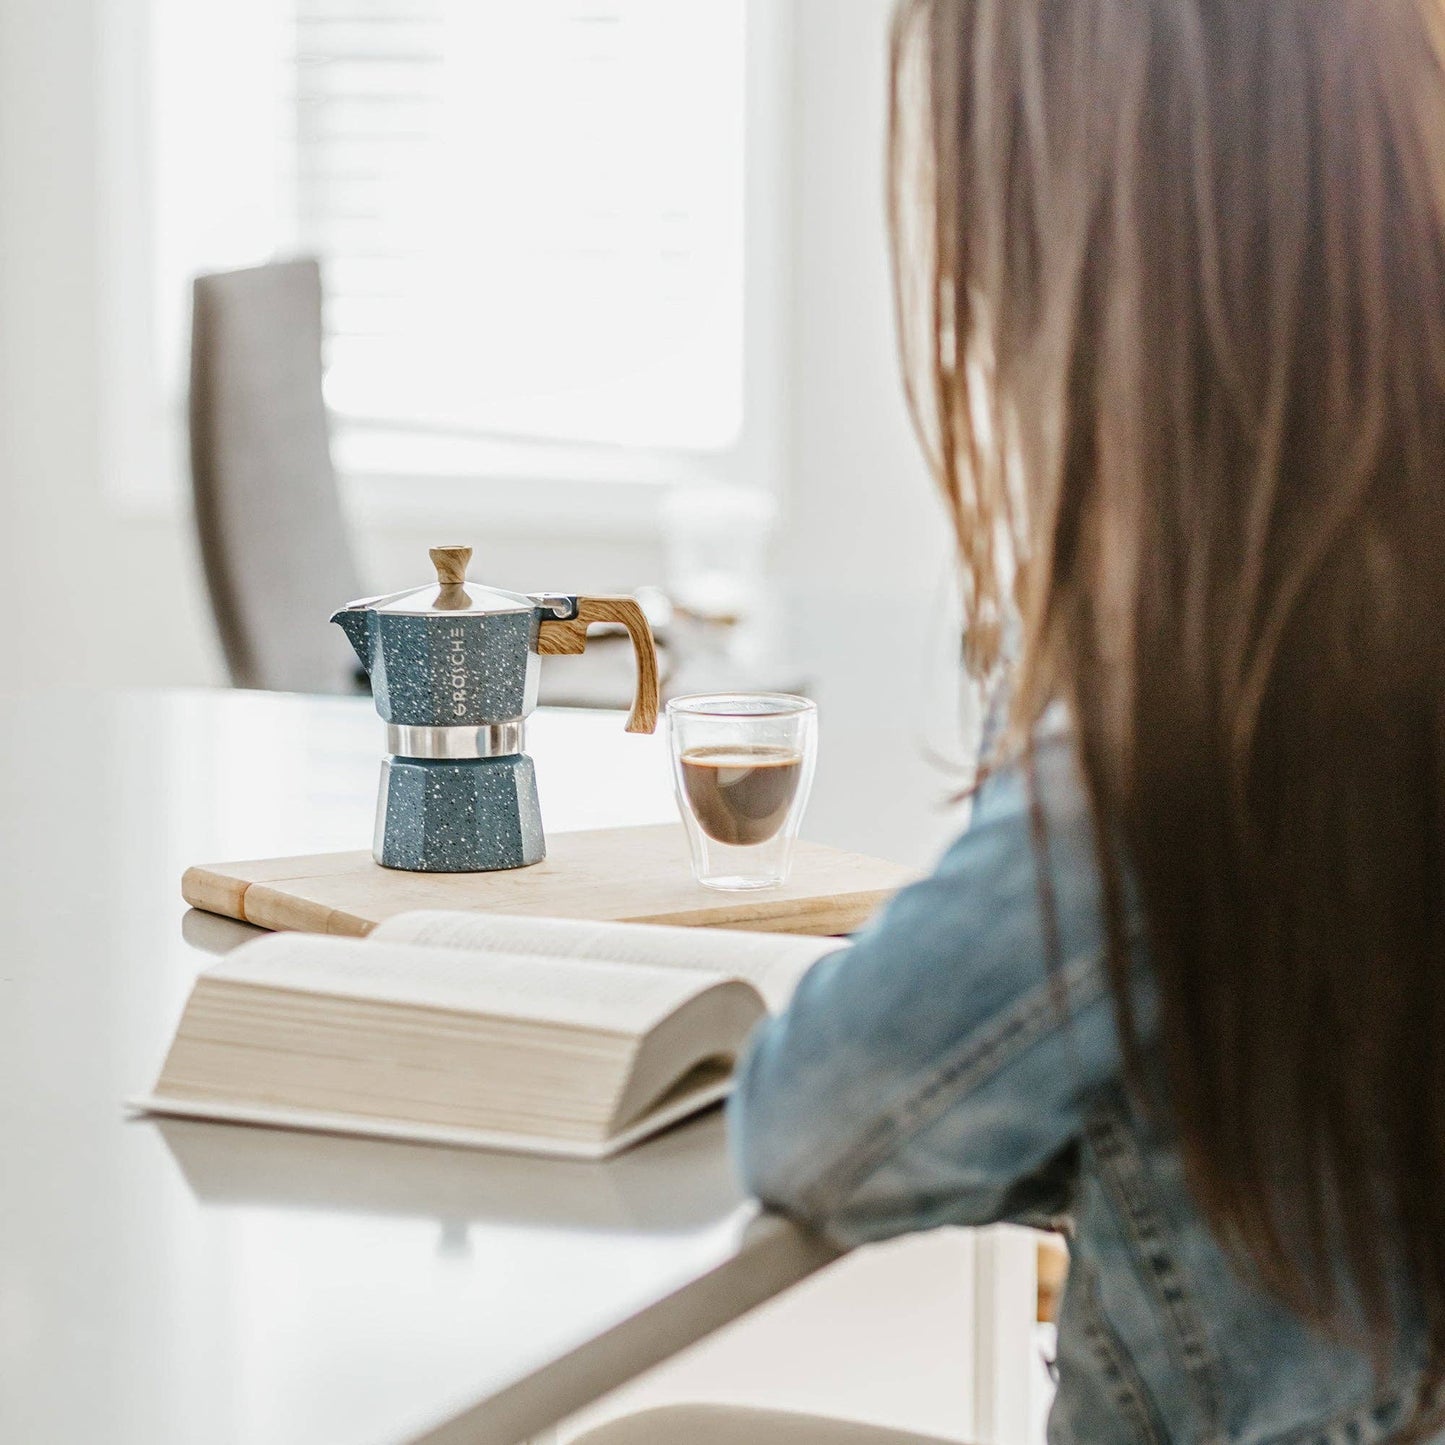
[579, 0, 1445, 1440]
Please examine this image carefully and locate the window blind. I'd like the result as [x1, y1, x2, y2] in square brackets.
[290, 0, 747, 449]
[155, 0, 748, 453]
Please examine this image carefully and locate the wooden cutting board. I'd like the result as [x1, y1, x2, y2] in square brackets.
[182, 824, 914, 938]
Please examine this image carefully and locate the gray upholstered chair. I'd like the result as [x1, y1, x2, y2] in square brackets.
[189, 257, 366, 694]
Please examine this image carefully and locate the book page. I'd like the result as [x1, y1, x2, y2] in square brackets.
[371, 911, 847, 1011]
[205, 932, 753, 1037]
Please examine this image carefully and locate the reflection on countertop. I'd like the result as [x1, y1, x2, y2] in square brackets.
[153, 1107, 744, 1236]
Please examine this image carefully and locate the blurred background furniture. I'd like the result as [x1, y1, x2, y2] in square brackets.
[189, 257, 366, 695]
[188, 259, 810, 709]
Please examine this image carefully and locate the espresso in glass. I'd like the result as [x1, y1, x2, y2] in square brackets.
[679, 745, 804, 846]
[667, 693, 817, 891]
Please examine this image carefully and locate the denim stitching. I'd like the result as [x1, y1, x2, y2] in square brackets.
[1085, 1102, 1225, 1441]
[794, 947, 1110, 1217]
[1073, 1261, 1169, 1444]
[1268, 1381, 1416, 1445]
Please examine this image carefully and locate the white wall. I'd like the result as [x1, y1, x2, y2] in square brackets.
[780, 0, 949, 604]
[779, 0, 970, 865]
[0, 0, 216, 689]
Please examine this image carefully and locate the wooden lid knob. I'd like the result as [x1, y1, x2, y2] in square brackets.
[429, 546, 472, 588]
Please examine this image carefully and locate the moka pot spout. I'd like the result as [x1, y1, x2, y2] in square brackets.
[330, 606, 374, 674]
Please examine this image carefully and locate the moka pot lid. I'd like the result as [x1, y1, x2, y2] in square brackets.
[342, 546, 536, 618]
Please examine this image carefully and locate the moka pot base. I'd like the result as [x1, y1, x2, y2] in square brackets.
[375, 754, 544, 873]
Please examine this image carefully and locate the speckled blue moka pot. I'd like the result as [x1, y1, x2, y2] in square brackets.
[333, 546, 660, 872]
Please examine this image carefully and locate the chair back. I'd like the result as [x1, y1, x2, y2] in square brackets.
[189, 257, 364, 693]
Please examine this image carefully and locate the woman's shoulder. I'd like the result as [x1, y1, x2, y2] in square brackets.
[918, 706, 1118, 976]
[730, 708, 1144, 1241]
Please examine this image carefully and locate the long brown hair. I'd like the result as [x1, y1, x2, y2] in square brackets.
[889, 0, 1445, 1381]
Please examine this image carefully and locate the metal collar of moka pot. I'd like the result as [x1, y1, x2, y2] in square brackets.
[385, 719, 526, 760]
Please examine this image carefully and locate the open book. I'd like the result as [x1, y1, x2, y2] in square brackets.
[134, 913, 847, 1159]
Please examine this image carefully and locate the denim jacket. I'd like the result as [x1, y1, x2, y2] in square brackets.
[728, 724, 1431, 1444]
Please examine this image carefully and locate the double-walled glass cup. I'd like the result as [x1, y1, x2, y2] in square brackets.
[667, 693, 817, 890]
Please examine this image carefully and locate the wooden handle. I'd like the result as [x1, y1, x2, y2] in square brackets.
[429, 545, 472, 587]
[536, 596, 661, 734]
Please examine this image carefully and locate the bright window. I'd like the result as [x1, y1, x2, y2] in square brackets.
[148, 0, 748, 455]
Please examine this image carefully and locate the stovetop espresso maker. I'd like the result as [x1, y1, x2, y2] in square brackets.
[333, 546, 659, 872]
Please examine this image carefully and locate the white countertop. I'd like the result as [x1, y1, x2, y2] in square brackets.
[0, 690, 856, 1445]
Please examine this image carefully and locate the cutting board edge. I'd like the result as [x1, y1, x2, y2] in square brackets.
[198, 885, 896, 939]
[180, 865, 248, 922]
[181, 826, 912, 939]
[182, 851, 378, 924]
[628, 888, 898, 935]
[241, 883, 374, 938]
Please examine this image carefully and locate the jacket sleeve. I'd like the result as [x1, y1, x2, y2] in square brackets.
[726, 731, 1138, 1246]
